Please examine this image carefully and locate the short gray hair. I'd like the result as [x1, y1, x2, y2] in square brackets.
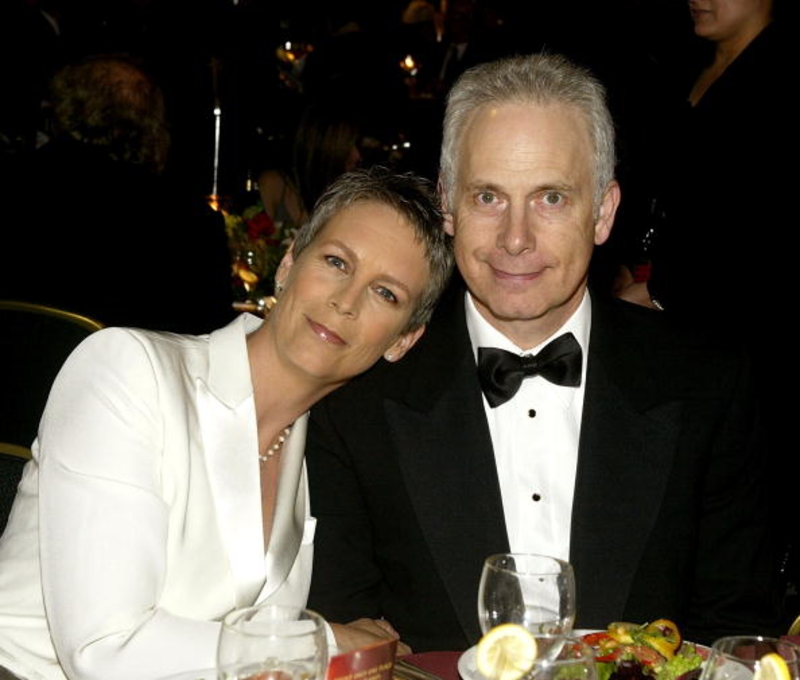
[292, 167, 454, 330]
[440, 53, 616, 209]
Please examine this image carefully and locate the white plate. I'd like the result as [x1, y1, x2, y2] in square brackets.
[458, 630, 596, 680]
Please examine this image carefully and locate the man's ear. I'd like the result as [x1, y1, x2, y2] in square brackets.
[438, 178, 456, 237]
[594, 180, 621, 246]
[384, 325, 426, 363]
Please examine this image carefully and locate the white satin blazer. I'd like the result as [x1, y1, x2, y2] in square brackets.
[0, 315, 317, 680]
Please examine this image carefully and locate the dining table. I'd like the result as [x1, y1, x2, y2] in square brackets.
[400, 651, 461, 680]
[399, 636, 800, 680]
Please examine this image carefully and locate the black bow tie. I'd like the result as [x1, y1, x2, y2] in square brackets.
[477, 333, 582, 408]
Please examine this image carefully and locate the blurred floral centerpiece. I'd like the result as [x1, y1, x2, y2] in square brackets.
[224, 199, 297, 303]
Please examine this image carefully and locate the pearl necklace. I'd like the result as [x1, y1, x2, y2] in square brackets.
[258, 426, 292, 462]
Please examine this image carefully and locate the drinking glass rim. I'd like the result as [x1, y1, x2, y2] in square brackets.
[709, 636, 800, 667]
[221, 604, 326, 640]
[712, 636, 800, 647]
[484, 553, 573, 577]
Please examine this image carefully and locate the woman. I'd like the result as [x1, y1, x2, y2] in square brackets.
[643, 0, 783, 315]
[0, 168, 453, 680]
[686, 0, 774, 106]
[638, 0, 794, 625]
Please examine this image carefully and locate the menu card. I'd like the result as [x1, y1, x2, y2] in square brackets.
[325, 638, 397, 680]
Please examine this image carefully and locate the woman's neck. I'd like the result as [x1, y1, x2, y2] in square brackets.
[690, 18, 771, 107]
[246, 321, 340, 453]
[715, 16, 770, 69]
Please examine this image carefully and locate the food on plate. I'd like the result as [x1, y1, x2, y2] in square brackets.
[476, 623, 539, 680]
[582, 620, 704, 680]
[752, 653, 792, 680]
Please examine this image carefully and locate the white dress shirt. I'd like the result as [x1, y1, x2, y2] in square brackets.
[465, 292, 591, 560]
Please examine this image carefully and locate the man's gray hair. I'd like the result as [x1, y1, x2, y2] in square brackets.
[292, 167, 454, 331]
[440, 53, 616, 209]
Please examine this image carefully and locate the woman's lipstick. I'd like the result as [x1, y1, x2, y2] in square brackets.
[307, 317, 346, 345]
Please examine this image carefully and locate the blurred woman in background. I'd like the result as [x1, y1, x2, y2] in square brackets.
[258, 102, 361, 231]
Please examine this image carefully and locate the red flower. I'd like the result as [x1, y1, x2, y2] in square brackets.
[247, 211, 276, 241]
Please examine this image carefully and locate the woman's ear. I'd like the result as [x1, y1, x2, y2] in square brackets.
[383, 325, 426, 363]
[275, 243, 294, 291]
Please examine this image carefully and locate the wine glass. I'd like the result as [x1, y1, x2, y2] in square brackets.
[478, 554, 575, 636]
[217, 604, 328, 680]
[700, 637, 800, 680]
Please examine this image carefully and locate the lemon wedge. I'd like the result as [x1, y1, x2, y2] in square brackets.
[754, 653, 792, 680]
[476, 624, 538, 680]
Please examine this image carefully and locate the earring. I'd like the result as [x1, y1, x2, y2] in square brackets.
[385, 353, 395, 362]
[275, 280, 284, 294]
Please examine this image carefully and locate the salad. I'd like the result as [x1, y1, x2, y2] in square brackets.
[582, 620, 705, 680]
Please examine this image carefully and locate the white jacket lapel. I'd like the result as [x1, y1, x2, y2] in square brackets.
[198, 315, 266, 607]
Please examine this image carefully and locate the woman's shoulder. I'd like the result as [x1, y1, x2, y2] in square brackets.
[53, 327, 212, 399]
[77, 325, 206, 360]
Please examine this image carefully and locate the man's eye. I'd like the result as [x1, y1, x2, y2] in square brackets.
[325, 255, 346, 270]
[375, 286, 398, 303]
[477, 192, 497, 205]
[542, 191, 564, 206]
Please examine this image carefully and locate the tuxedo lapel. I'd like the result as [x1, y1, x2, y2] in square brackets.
[198, 315, 267, 608]
[385, 291, 509, 643]
[570, 300, 681, 627]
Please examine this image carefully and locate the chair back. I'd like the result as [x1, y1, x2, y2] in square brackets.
[0, 445, 32, 534]
[0, 301, 103, 530]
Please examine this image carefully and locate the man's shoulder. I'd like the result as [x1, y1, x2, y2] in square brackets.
[590, 295, 750, 398]
[593, 295, 741, 352]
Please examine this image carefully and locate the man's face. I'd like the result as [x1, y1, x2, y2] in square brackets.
[444, 102, 619, 348]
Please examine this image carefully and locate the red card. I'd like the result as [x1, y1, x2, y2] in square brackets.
[325, 638, 398, 680]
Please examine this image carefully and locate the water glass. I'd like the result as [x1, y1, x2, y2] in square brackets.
[217, 604, 328, 680]
[700, 637, 800, 680]
[479, 554, 575, 636]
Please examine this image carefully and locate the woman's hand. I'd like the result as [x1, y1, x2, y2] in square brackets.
[330, 618, 412, 656]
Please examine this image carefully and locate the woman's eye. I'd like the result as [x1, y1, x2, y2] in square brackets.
[325, 255, 346, 271]
[542, 191, 564, 206]
[375, 286, 398, 304]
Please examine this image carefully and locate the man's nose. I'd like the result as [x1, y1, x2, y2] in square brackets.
[497, 204, 535, 255]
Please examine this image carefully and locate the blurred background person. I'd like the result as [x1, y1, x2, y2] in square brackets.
[0, 55, 233, 333]
[619, 0, 796, 625]
[257, 102, 361, 233]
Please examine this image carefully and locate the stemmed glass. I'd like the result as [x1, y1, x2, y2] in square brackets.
[478, 554, 575, 636]
[700, 637, 800, 680]
[217, 604, 328, 680]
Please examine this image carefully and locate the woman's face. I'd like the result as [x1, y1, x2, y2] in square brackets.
[271, 200, 429, 387]
[689, 0, 772, 43]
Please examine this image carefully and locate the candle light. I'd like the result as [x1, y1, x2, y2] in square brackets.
[212, 103, 222, 199]
[400, 55, 418, 76]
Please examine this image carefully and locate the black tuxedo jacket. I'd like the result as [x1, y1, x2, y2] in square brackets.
[306, 286, 778, 651]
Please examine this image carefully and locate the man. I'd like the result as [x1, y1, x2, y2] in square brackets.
[305, 54, 777, 651]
